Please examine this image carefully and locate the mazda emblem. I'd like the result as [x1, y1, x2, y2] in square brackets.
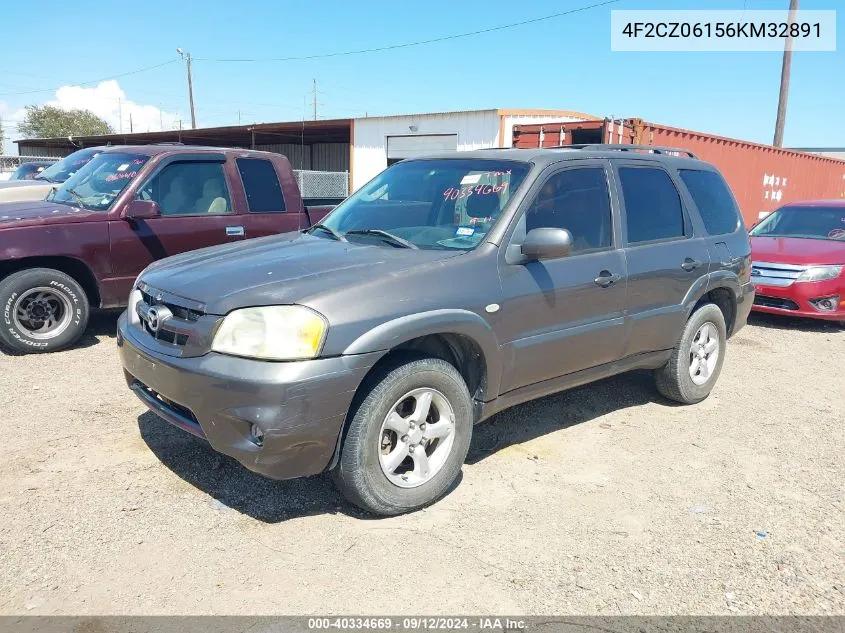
[146, 305, 172, 334]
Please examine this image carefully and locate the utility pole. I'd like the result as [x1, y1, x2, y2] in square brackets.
[129, 112, 134, 134]
[312, 79, 317, 121]
[159, 105, 163, 131]
[177, 48, 197, 129]
[118, 98, 123, 134]
[773, 0, 799, 147]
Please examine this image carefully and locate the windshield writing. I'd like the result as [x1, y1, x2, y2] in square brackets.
[51, 153, 149, 211]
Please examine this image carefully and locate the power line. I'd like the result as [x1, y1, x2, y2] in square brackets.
[195, 0, 623, 63]
[0, 60, 178, 97]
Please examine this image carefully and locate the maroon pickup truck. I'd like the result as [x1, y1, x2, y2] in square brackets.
[0, 144, 335, 354]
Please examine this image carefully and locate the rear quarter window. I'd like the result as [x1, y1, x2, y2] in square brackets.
[679, 169, 741, 235]
[236, 158, 286, 212]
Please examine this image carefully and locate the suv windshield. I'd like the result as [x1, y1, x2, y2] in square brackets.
[750, 206, 845, 241]
[35, 148, 101, 183]
[320, 159, 530, 250]
[51, 153, 149, 211]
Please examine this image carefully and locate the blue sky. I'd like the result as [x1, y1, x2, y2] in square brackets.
[1, 0, 842, 151]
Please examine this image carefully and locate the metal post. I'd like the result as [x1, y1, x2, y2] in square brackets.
[773, 0, 799, 147]
[186, 53, 197, 129]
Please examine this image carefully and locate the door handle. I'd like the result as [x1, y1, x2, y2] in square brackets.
[226, 226, 245, 237]
[594, 271, 621, 288]
[681, 258, 701, 272]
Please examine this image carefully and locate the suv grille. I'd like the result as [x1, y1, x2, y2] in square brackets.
[135, 283, 207, 350]
[139, 288, 202, 322]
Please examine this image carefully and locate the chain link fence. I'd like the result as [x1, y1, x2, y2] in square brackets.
[293, 169, 349, 200]
[0, 155, 61, 180]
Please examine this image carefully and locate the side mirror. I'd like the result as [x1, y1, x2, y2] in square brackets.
[521, 228, 573, 261]
[123, 199, 160, 220]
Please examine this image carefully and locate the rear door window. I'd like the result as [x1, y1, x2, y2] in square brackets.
[237, 158, 286, 212]
[679, 169, 741, 235]
[619, 167, 685, 244]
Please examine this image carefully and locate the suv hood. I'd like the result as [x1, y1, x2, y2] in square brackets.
[0, 200, 103, 228]
[141, 232, 464, 315]
[750, 235, 845, 266]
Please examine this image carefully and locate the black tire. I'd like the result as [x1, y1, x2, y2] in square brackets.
[0, 268, 90, 354]
[654, 303, 727, 405]
[333, 356, 473, 516]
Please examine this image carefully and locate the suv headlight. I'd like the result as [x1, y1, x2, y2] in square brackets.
[796, 265, 843, 283]
[211, 305, 327, 360]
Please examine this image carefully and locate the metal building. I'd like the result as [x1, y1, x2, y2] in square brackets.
[14, 108, 599, 192]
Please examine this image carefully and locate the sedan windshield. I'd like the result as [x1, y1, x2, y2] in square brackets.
[50, 153, 149, 211]
[750, 206, 845, 241]
[35, 148, 101, 183]
[319, 159, 530, 250]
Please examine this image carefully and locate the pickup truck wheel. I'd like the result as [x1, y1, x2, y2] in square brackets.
[654, 303, 727, 404]
[333, 356, 472, 516]
[0, 268, 89, 354]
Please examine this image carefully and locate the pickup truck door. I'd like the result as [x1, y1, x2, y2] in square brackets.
[496, 162, 628, 394]
[106, 153, 246, 303]
[231, 155, 311, 238]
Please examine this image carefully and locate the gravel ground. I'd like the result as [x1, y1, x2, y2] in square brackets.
[0, 311, 842, 615]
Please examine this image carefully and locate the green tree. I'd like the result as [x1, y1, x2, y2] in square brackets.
[17, 105, 113, 139]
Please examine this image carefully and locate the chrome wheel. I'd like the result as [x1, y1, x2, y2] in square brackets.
[689, 322, 719, 386]
[378, 387, 456, 488]
[12, 287, 74, 340]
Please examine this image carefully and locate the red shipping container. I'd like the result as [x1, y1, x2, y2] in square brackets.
[512, 118, 845, 228]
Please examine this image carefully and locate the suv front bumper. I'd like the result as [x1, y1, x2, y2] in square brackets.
[117, 311, 381, 480]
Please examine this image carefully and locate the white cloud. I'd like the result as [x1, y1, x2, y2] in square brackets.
[47, 80, 182, 134]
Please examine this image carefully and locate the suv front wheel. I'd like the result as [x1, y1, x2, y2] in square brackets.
[655, 303, 727, 404]
[333, 356, 473, 516]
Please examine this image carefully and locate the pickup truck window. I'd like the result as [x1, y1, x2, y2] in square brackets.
[51, 152, 148, 211]
[138, 161, 233, 216]
[236, 158, 286, 212]
[321, 159, 529, 250]
[619, 167, 685, 244]
[524, 168, 612, 252]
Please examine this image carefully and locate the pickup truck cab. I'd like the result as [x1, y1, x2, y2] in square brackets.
[0, 144, 333, 353]
[118, 146, 755, 515]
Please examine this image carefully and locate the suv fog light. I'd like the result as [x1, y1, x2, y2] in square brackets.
[810, 295, 840, 312]
[249, 423, 264, 447]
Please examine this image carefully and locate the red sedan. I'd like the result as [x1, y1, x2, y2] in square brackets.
[749, 200, 845, 324]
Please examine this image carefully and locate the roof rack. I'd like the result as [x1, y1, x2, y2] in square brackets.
[548, 144, 697, 158]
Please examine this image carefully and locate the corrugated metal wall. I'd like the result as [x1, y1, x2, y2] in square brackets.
[311, 143, 349, 172]
[16, 144, 71, 158]
[255, 142, 348, 171]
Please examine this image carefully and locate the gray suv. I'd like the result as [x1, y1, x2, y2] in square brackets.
[118, 145, 755, 516]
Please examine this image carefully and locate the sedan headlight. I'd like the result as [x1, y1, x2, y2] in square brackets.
[796, 265, 843, 283]
[211, 306, 328, 360]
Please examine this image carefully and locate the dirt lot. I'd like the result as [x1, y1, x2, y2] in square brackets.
[0, 312, 842, 615]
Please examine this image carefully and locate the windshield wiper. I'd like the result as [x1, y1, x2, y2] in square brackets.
[345, 229, 418, 249]
[308, 223, 347, 242]
[65, 188, 86, 206]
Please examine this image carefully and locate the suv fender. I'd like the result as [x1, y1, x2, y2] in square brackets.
[343, 309, 503, 401]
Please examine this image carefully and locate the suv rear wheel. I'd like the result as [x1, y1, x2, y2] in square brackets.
[0, 268, 90, 354]
[655, 302, 727, 404]
[333, 356, 473, 516]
